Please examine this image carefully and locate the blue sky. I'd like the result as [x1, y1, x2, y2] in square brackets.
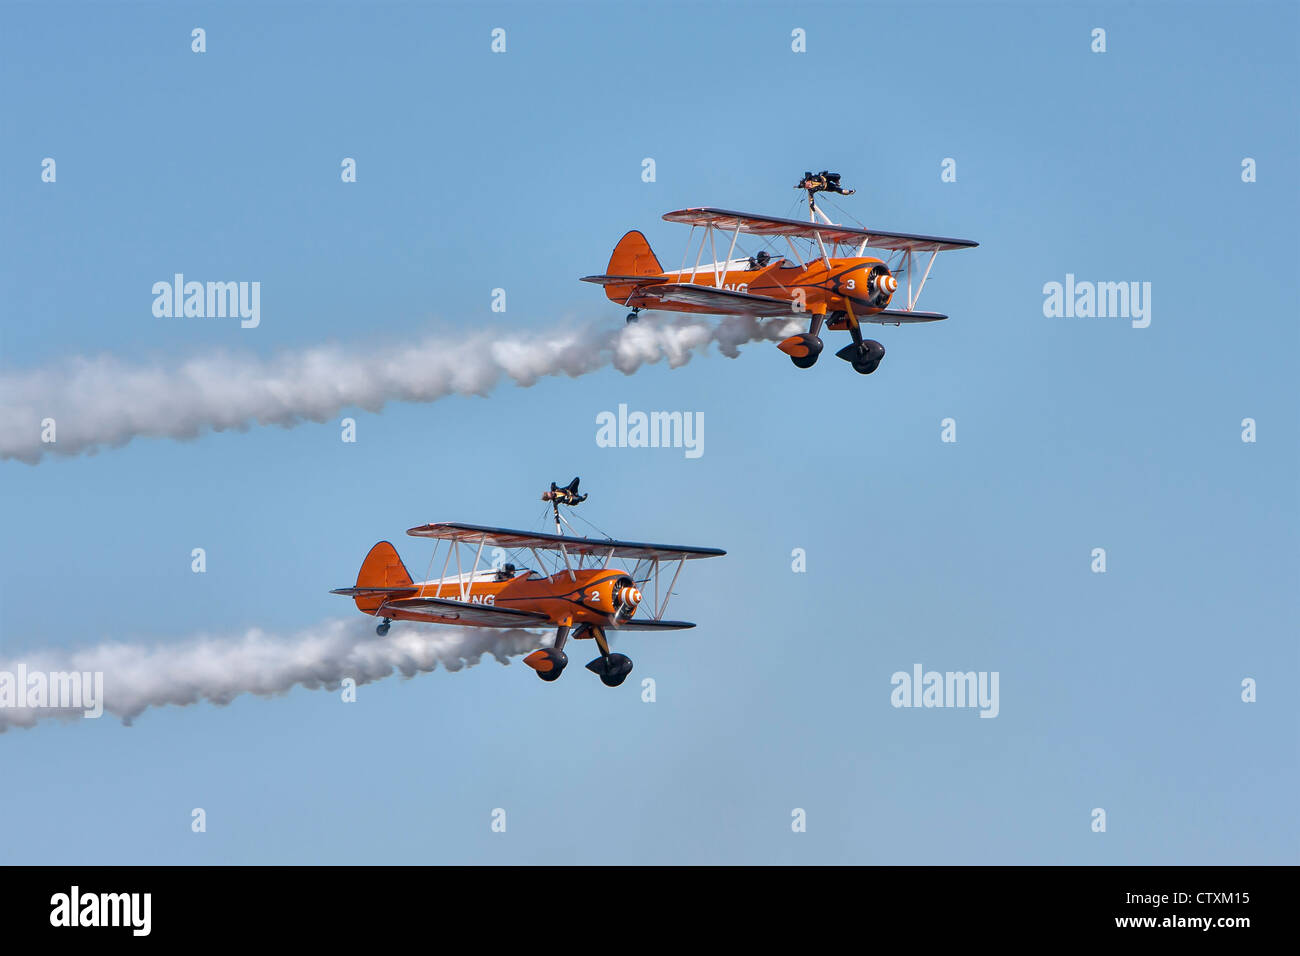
[0, 0, 1296, 864]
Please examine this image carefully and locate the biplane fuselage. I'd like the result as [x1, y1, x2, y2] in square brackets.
[351, 555, 637, 632]
[606, 255, 892, 323]
[332, 519, 724, 686]
[584, 205, 977, 375]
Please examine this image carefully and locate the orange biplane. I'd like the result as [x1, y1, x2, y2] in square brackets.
[331, 479, 724, 687]
[583, 171, 978, 374]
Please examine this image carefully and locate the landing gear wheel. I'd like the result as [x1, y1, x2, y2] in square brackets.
[587, 652, 633, 687]
[600, 653, 632, 687]
[791, 333, 822, 369]
[778, 332, 823, 369]
[525, 647, 568, 682]
[375, 620, 391, 636]
[849, 340, 885, 375]
[626, 311, 639, 324]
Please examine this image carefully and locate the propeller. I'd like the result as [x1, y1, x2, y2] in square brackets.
[614, 576, 642, 620]
[864, 262, 897, 307]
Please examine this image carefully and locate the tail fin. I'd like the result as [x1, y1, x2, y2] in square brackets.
[357, 540, 412, 588]
[346, 541, 413, 613]
[606, 230, 663, 277]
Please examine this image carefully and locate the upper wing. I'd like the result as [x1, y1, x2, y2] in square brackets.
[382, 596, 551, 628]
[407, 522, 725, 561]
[662, 207, 978, 253]
[637, 282, 797, 317]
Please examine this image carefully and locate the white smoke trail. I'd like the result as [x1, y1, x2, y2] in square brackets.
[0, 619, 543, 732]
[1, 314, 801, 464]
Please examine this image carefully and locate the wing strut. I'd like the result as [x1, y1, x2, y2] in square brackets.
[812, 230, 832, 270]
[717, 224, 741, 288]
[678, 225, 695, 277]
[435, 541, 453, 598]
[783, 235, 805, 269]
[453, 539, 464, 600]
[657, 557, 686, 620]
[465, 534, 486, 601]
[908, 250, 939, 311]
[709, 225, 718, 287]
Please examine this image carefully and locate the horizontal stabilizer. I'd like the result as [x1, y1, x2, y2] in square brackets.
[579, 274, 669, 287]
[330, 586, 419, 597]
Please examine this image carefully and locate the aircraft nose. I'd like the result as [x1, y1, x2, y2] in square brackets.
[879, 274, 898, 295]
[619, 586, 642, 607]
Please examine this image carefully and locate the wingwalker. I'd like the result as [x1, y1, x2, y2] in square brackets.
[582, 171, 978, 375]
[331, 479, 724, 688]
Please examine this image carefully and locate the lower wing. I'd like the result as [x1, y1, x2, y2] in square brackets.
[866, 308, 948, 324]
[608, 619, 696, 631]
[381, 596, 551, 628]
[636, 283, 797, 318]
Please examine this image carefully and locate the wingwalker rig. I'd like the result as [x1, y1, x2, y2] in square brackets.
[582, 170, 978, 375]
[540, 476, 587, 530]
[331, 479, 724, 688]
[796, 170, 856, 220]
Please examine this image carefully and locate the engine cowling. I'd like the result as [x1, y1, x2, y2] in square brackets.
[838, 263, 896, 310]
[584, 576, 641, 617]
